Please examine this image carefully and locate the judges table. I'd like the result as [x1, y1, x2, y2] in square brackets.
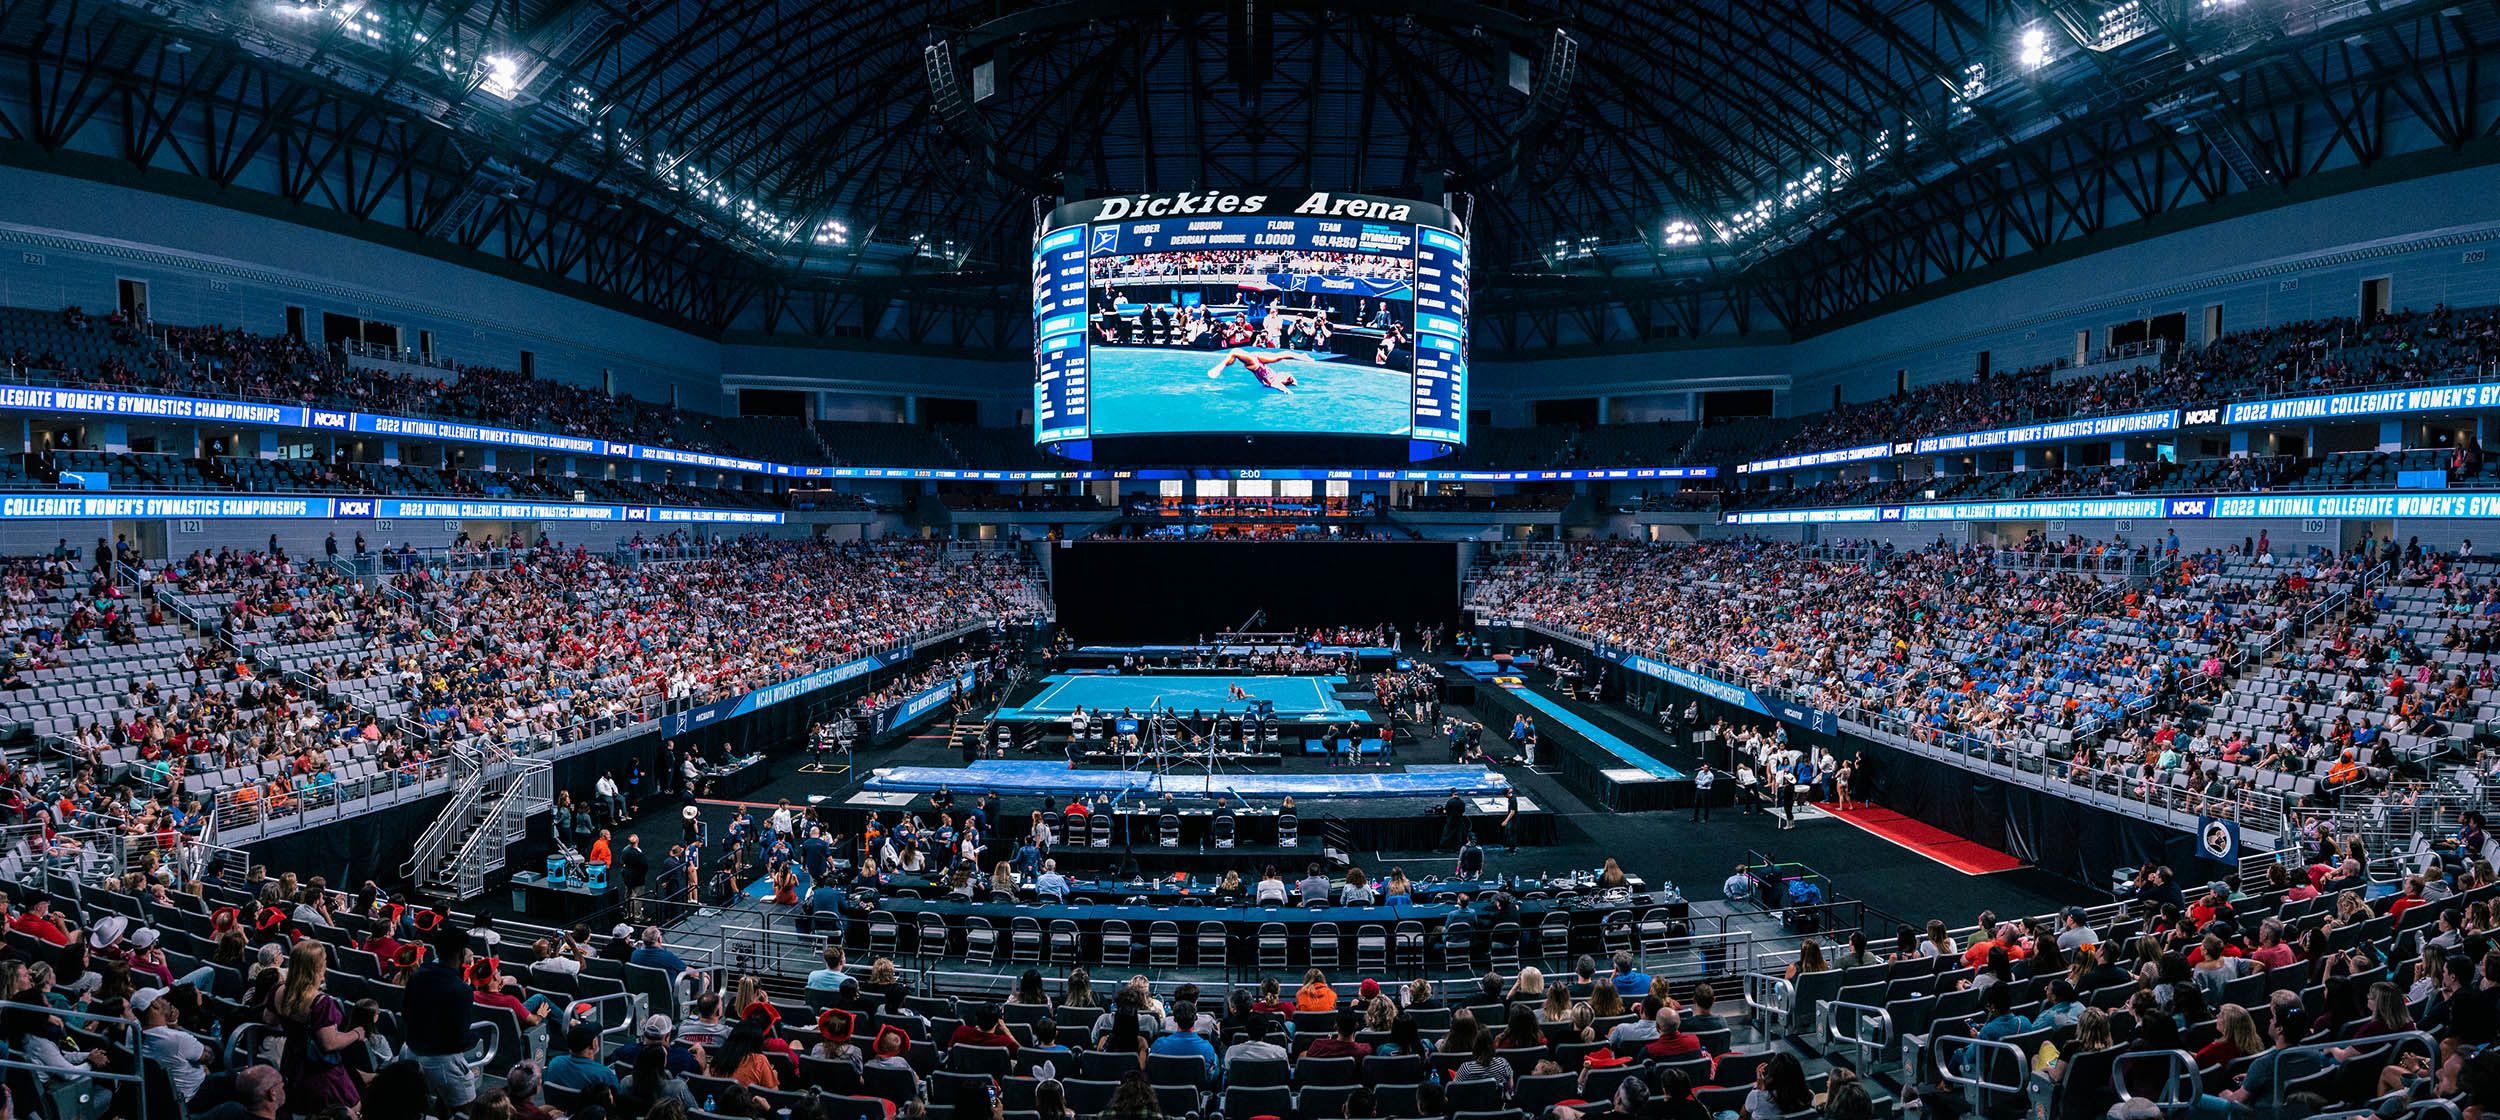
[830, 889, 1690, 973]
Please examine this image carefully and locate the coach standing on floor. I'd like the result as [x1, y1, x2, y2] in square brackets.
[620, 835, 649, 922]
[1439, 788, 1470, 850]
[1690, 764, 1715, 822]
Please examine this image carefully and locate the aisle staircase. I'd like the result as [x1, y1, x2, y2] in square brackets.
[402, 753, 556, 900]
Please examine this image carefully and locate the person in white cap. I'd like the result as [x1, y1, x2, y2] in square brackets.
[133, 987, 207, 1101]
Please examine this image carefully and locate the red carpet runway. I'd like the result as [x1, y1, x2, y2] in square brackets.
[1815, 803, 2024, 875]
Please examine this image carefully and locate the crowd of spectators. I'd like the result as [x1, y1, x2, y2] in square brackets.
[1466, 535, 2425, 814]
[1756, 305, 2500, 464]
[16, 537, 1045, 826]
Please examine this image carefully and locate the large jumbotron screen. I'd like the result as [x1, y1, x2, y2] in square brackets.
[1033, 189, 1467, 458]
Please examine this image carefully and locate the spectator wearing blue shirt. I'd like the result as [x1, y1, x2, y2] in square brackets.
[1035, 859, 1071, 899]
[1148, 1001, 1219, 1084]
[807, 946, 850, 992]
[629, 926, 709, 999]
[802, 880, 848, 935]
[1610, 951, 1652, 999]
[545, 1025, 621, 1093]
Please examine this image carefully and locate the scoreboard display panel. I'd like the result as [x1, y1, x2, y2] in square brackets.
[1033, 190, 1467, 457]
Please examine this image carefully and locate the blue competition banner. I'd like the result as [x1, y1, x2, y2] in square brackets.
[0, 380, 1729, 487]
[0, 385, 307, 427]
[1722, 489, 2500, 524]
[373, 498, 786, 525]
[1899, 497, 2167, 522]
[1737, 444, 1890, 474]
[872, 666, 985, 735]
[1723, 506, 1887, 525]
[2225, 383, 2500, 425]
[649, 507, 787, 525]
[1588, 643, 1837, 735]
[1278, 274, 1410, 299]
[1914, 409, 2179, 455]
[662, 645, 917, 737]
[2210, 492, 2500, 519]
[630, 445, 771, 474]
[353, 413, 602, 455]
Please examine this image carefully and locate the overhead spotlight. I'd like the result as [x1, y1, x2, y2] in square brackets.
[480, 53, 527, 99]
[2020, 26, 2051, 69]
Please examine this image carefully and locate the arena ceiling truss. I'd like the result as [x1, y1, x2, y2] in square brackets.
[2, 0, 2497, 354]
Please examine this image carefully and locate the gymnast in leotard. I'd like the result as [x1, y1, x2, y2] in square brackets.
[1206, 348, 1306, 392]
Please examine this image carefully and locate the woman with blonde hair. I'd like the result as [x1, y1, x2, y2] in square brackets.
[1508, 966, 1545, 1002]
[2039, 1008, 2114, 1083]
[273, 939, 365, 1114]
[2196, 1004, 2262, 1070]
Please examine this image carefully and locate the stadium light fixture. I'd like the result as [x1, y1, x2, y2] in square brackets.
[2020, 25, 2052, 69]
[480, 54, 525, 99]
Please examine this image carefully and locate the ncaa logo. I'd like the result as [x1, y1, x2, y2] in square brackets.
[310, 410, 350, 429]
[2167, 499, 2210, 517]
[334, 500, 375, 518]
[1879, 506, 1904, 521]
[624, 507, 650, 521]
[2185, 407, 2221, 425]
[2200, 819, 2237, 861]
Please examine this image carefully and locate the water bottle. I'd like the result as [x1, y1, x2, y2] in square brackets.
[705, 1095, 717, 1114]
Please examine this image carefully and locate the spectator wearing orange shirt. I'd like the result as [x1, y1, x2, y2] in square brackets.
[1960, 923, 2027, 970]
[1295, 968, 1338, 1013]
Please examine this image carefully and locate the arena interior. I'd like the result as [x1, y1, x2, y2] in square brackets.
[0, 2, 2494, 1119]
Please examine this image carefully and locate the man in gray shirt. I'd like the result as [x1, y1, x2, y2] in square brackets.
[1294, 863, 1332, 904]
[1222, 1016, 1290, 1074]
[2055, 907, 2100, 953]
[1606, 995, 1665, 1046]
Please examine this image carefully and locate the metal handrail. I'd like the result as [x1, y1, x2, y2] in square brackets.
[1932, 1035, 2030, 1094]
[1743, 971, 1798, 1034]
[2111, 1049, 2203, 1113]
[208, 750, 463, 840]
[440, 763, 529, 899]
[2267, 1031, 2438, 1118]
[0, 998, 155, 1120]
[400, 749, 486, 882]
[1819, 998, 1894, 1071]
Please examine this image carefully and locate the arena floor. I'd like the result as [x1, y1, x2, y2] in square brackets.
[1001, 672, 1354, 721]
[549, 653, 2085, 939]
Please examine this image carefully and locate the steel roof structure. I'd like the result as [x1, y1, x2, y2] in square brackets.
[3, 0, 2496, 354]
